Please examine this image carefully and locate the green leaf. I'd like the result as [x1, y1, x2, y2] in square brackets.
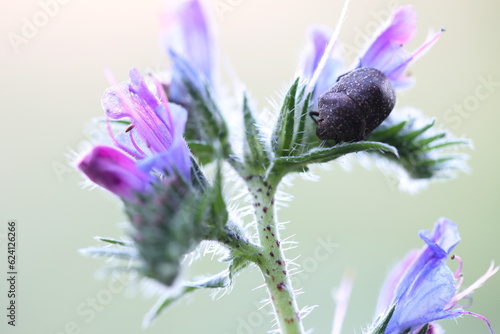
[271, 141, 397, 180]
[79, 247, 137, 259]
[228, 255, 252, 280]
[169, 51, 229, 162]
[366, 116, 470, 181]
[94, 236, 132, 247]
[272, 78, 300, 156]
[208, 164, 229, 236]
[400, 119, 435, 142]
[190, 156, 209, 190]
[369, 304, 396, 334]
[142, 271, 229, 328]
[291, 92, 313, 155]
[242, 94, 269, 172]
[98, 119, 131, 126]
[184, 80, 228, 154]
[143, 258, 250, 327]
[368, 121, 407, 142]
[188, 141, 216, 165]
[415, 324, 430, 334]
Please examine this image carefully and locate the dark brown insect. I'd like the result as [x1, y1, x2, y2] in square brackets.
[312, 67, 396, 142]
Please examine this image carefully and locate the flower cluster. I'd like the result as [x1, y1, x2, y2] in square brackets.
[75, 1, 494, 333]
[79, 68, 191, 200]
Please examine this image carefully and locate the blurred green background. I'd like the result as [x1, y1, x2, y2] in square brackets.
[1, 0, 499, 333]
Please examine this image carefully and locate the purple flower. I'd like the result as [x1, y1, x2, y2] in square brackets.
[78, 68, 191, 200]
[161, 0, 215, 82]
[300, 26, 343, 100]
[359, 5, 443, 89]
[377, 218, 497, 334]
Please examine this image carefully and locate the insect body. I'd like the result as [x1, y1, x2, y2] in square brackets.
[314, 67, 396, 142]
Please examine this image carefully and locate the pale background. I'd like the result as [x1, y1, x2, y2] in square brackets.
[1, 0, 499, 333]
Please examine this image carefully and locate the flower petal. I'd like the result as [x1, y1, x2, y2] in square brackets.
[419, 218, 461, 257]
[394, 218, 460, 301]
[376, 249, 420, 314]
[359, 5, 441, 89]
[78, 146, 150, 200]
[300, 26, 343, 100]
[161, 0, 215, 81]
[377, 219, 464, 334]
[385, 260, 460, 334]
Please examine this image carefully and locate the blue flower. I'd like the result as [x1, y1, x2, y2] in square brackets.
[376, 218, 497, 334]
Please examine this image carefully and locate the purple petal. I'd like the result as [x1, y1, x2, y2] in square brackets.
[385, 260, 460, 334]
[114, 130, 151, 159]
[301, 26, 343, 99]
[136, 103, 190, 180]
[139, 139, 191, 181]
[102, 82, 135, 119]
[302, 26, 331, 81]
[376, 249, 419, 314]
[359, 5, 441, 89]
[78, 146, 150, 200]
[102, 69, 179, 155]
[419, 218, 461, 257]
[378, 219, 463, 334]
[393, 218, 460, 301]
[128, 68, 162, 111]
[161, 0, 215, 81]
[360, 5, 416, 69]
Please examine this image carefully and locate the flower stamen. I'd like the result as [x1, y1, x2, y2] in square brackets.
[451, 254, 463, 278]
[461, 311, 495, 334]
[454, 261, 499, 302]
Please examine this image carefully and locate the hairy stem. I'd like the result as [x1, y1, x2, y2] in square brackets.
[247, 176, 305, 334]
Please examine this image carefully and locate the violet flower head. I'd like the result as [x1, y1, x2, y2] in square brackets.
[359, 5, 443, 89]
[376, 218, 498, 334]
[78, 68, 191, 200]
[102, 68, 191, 179]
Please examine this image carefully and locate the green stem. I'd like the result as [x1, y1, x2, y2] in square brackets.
[247, 176, 305, 334]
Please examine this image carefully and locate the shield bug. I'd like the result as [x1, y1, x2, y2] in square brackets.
[312, 67, 396, 142]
